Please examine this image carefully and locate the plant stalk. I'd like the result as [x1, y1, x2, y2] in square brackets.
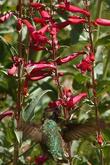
[13, 0, 23, 164]
[84, 0, 104, 164]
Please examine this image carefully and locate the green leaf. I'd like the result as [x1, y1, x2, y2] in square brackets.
[22, 89, 52, 121]
[14, 130, 23, 143]
[96, 35, 110, 46]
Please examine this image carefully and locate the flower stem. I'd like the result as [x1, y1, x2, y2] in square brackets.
[50, 0, 68, 119]
[84, 0, 104, 164]
[13, 0, 23, 164]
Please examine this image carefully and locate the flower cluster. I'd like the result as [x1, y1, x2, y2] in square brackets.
[5, 1, 109, 119]
[49, 87, 87, 111]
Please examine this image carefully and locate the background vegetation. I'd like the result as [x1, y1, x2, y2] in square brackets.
[0, 0, 110, 164]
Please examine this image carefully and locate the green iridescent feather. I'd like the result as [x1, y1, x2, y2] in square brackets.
[42, 119, 67, 161]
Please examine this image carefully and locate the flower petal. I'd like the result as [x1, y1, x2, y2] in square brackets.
[95, 18, 110, 26]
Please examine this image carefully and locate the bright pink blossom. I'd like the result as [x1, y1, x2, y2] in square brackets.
[31, 2, 44, 10]
[33, 17, 46, 25]
[77, 55, 94, 73]
[55, 51, 85, 65]
[26, 62, 56, 71]
[22, 19, 35, 33]
[48, 92, 87, 109]
[56, 3, 90, 16]
[55, 21, 70, 31]
[27, 70, 52, 81]
[37, 24, 49, 34]
[39, 10, 51, 19]
[30, 25, 49, 49]
[0, 12, 13, 23]
[68, 17, 86, 24]
[95, 18, 110, 26]
[66, 93, 87, 108]
[25, 62, 56, 81]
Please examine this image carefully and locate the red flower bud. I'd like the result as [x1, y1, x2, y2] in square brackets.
[49, 99, 62, 108]
[95, 18, 110, 26]
[56, 4, 90, 16]
[97, 134, 103, 145]
[34, 155, 48, 165]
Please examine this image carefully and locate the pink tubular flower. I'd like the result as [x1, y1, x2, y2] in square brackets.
[55, 21, 70, 30]
[8, 64, 17, 76]
[31, 32, 48, 45]
[48, 92, 87, 110]
[95, 18, 110, 26]
[89, 52, 95, 62]
[54, 18, 85, 31]
[55, 51, 85, 65]
[68, 17, 86, 24]
[0, 110, 13, 121]
[33, 17, 46, 25]
[37, 24, 49, 34]
[39, 10, 51, 20]
[26, 62, 56, 71]
[22, 19, 35, 33]
[76, 54, 94, 73]
[49, 99, 62, 108]
[28, 73, 49, 81]
[66, 93, 87, 108]
[25, 62, 56, 81]
[27, 70, 52, 81]
[77, 60, 92, 73]
[0, 12, 13, 23]
[31, 2, 44, 10]
[31, 25, 49, 48]
[56, 3, 90, 17]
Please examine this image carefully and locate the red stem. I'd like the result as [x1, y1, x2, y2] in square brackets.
[84, 1, 104, 164]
